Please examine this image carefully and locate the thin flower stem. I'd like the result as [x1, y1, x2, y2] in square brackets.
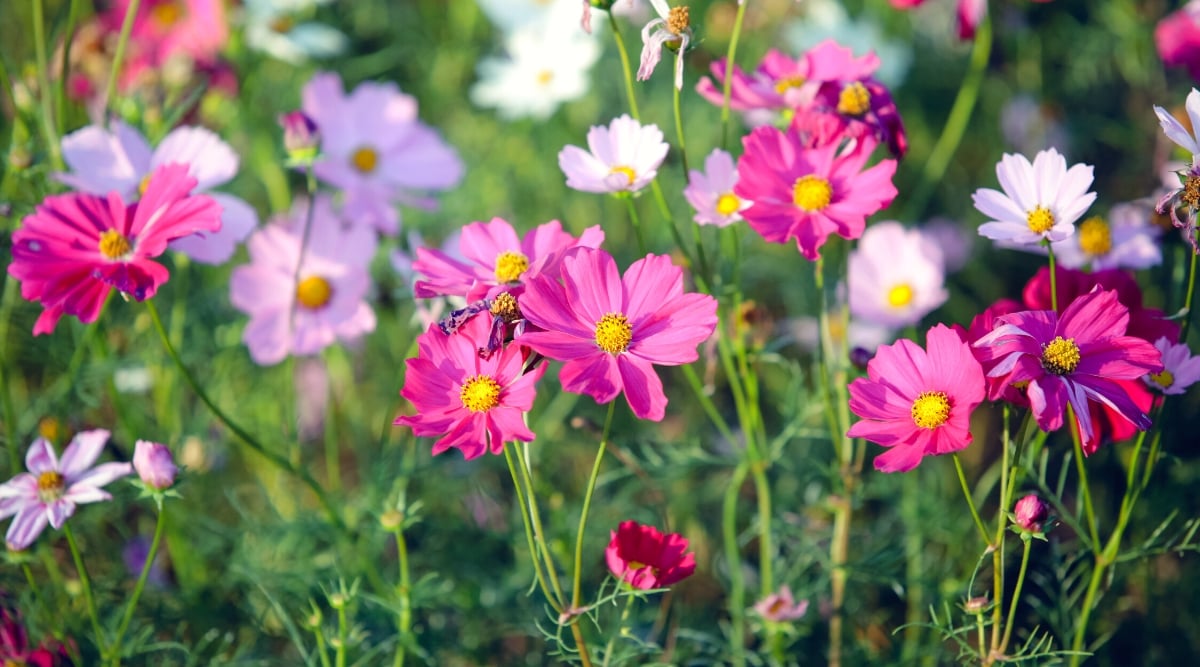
[63, 523, 106, 652]
[109, 506, 167, 666]
[623, 196, 648, 256]
[503, 444, 563, 613]
[390, 524, 412, 667]
[679, 364, 736, 445]
[719, 0, 749, 150]
[1179, 238, 1198, 343]
[600, 594, 636, 667]
[571, 402, 617, 610]
[989, 404, 1013, 657]
[1069, 555, 1106, 666]
[1067, 406, 1100, 548]
[56, 0, 83, 135]
[335, 603, 348, 667]
[0, 276, 20, 473]
[104, 0, 142, 124]
[722, 461, 750, 667]
[145, 299, 347, 533]
[21, 563, 40, 607]
[672, 63, 689, 176]
[999, 538, 1033, 654]
[32, 0, 63, 169]
[513, 443, 568, 606]
[1047, 245, 1059, 312]
[954, 454, 991, 545]
[605, 9, 641, 120]
[314, 631, 333, 667]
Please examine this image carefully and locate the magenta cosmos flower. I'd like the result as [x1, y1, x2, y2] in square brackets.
[56, 121, 258, 264]
[517, 248, 717, 421]
[558, 115, 669, 194]
[735, 122, 898, 260]
[395, 311, 547, 459]
[412, 217, 604, 302]
[0, 430, 132, 551]
[102, 0, 228, 67]
[684, 148, 751, 227]
[302, 71, 464, 235]
[847, 324, 986, 473]
[9, 164, 222, 335]
[973, 288, 1163, 454]
[230, 195, 377, 365]
[1156, 3, 1200, 83]
[605, 520, 696, 590]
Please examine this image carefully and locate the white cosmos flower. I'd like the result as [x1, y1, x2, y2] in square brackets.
[849, 221, 948, 329]
[637, 0, 691, 89]
[471, 21, 600, 120]
[558, 115, 668, 194]
[972, 148, 1096, 247]
[1154, 88, 1200, 166]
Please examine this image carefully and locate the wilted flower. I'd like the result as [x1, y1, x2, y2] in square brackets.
[637, 0, 692, 90]
[605, 520, 696, 589]
[133, 441, 177, 489]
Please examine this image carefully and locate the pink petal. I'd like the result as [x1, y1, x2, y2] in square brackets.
[58, 429, 111, 478]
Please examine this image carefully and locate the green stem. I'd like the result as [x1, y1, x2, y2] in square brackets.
[600, 594, 636, 667]
[1069, 555, 1106, 666]
[390, 524, 412, 667]
[989, 404, 1014, 657]
[672, 61, 689, 176]
[1179, 235, 1198, 343]
[109, 506, 167, 666]
[32, 0, 63, 169]
[144, 299, 346, 533]
[104, 0, 142, 124]
[722, 461, 749, 667]
[605, 9, 641, 120]
[0, 275, 20, 474]
[1067, 406, 1100, 549]
[953, 454, 991, 545]
[63, 524, 106, 652]
[571, 402, 617, 609]
[56, 0, 83, 135]
[335, 602, 348, 667]
[1048, 245, 1059, 312]
[513, 443, 568, 607]
[999, 538, 1033, 654]
[622, 196, 648, 256]
[503, 444, 562, 612]
[719, 0, 749, 150]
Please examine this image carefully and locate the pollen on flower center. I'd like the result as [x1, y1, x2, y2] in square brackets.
[667, 6, 690, 34]
[774, 76, 805, 94]
[910, 391, 951, 429]
[36, 470, 65, 502]
[269, 15, 296, 33]
[837, 82, 871, 117]
[1041, 336, 1081, 375]
[151, 1, 183, 27]
[595, 313, 633, 354]
[1184, 174, 1200, 209]
[490, 292, 522, 322]
[887, 284, 914, 308]
[351, 146, 379, 174]
[1149, 369, 1175, 388]
[98, 229, 133, 259]
[536, 70, 554, 86]
[1078, 216, 1112, 256]
[494, 251, 530, 283]
[460, 375, 501, 412]
[1026, 205, 1055, 234]
[792, 175, 833, 212]
[716, 193, 741, 216]
[609, 165, 637, 186]
[296, 276, 334, 309]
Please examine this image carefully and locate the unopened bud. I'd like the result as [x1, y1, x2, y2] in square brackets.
[279, 111, 320, 163]
[849, 346, 873, 370]
[380, 509, 404, 531]
[1013, 494, 1049, 533]
[133, 440, 178, 489]
[963, 596, 989, 615]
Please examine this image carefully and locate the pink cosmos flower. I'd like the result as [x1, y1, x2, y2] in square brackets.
[302, 71, 464, 235]
[229, 195, 377, 365]
[412, 217, 604, 302]
[132, 440, 177, 489]
[394, 312, 547, 460]
[9, 164, 222, 335]
[102, 0, 228, 67]
[517, 248, 717, 421]
[847, 324, 986, 473]
[637, 0, 692, 90]
[558, 115, 669, 194]
[848, 221, 948, 329]
[0, 430, 132, 551]
[0, 607, 73, 666]
[973, 288, 1163, 454]
[1156, 2, 1200, 82]
[753, 585, 809, 622]
[605, 520, 696, 590]
[972, 148, 1096, 247]
[956, 0, 987, 40]
[735, 122, 898, 261]
[56, 121, 257, 264]
[1145, 337, 1200, 395]
[684, 149, 751, 227]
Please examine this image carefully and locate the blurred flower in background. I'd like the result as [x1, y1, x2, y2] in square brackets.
[471, 18, 600, 120]
[1157, 1, 1200, 82]
[242, 0, 347, 64]
[785, 0, 911, 87]
[849, 221, 948, 329]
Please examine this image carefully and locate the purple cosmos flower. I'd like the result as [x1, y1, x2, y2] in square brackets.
[0, 430, 132, 551]
[1145, 337, 1200, 395]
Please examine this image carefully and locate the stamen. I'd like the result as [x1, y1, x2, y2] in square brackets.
[494, 251, 530, 284]
[37, 470, 65, 503]
[296, 276, 333, 309]
[716, 193, 741, 216]
[887, 284, 914, 308]
[792, 175, 833, 212]
[98, 229, 132, 259]
[351, 146, 379, 174]
[1041, 336, 1081, 375]
[837, 82, 871, 117]
[595, 313, 633, 354]
[1026, 206, 1055, 234]
[1183, 174, 1200, 209]
[460, 375, 501, 412]
[1077, 216, 1112, 257]
[490, 292, 521, 322]
[910, 391, 951, 429]
[1149, 369, 1175, 389]
[666, 6, 690, 34]
[536, 70, 553, 86]
[773, 76, 805, 94]
[609, 166, 637, 187]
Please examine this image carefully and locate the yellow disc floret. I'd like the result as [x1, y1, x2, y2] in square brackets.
[1041, 336, 1081, 375]
[716, 193, 741, 216]
[774, 76, 806, 94]
[151, 1, 183, 27]
[792, 175, 833, 212]
[910, 391, 951, 429]
[37, 470, 65, 503]
[98, 229, 132, 259]
[887, 284, 914, 308]
[667, 6, 690, 34]
[494, 251, 530, 284]
[609, 166, 637, 187]
[595, 313, 633, 354]
[1077, 216, 1113, 257]
[1184, 174, 1200, 209]
[351, 146, 379, 174]
[1026, 205, 1055, 234]
[490, 292, 521, 322]
[536, 70, 554, 86]
[837, 82, 871, 117]
[296, 276, 334, 309]
[459, 375, 502, 413]
[1149, 369, 1175, 389]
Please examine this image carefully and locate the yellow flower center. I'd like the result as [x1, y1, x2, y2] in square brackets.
[792, 175, 833, 212]
[595, 313, 633, 354]
[1026, 206, 1055, 234]
[766, 598, 787, 615]
[1077, 216, 1113, 257]
[887, 284, 914, 308]
[626, 559, 649, 571]
[138, 174, 152, 196]
[536, 70, 553, 86]
[296, 276, 333, 309]
[1184, 174, 1200, 209]
[1041, 336, 1081, 375]
[716, 193, 741, 216]
[99, 229, 133, 259]
[460, 375, 501, 412]
[667, 6, 690, 34]
[1149, 369, 1175, 388]
[151, 1, 183, 27]
[837, 82, 871, 117]
[494, 251, 530, 284]
[269, 15, 296, 33]
[774, 76, 806, 94]
[37, 470, 65, 503]
[609, 165, 637, 187]
[38, 416, 61, 443]
[351, 146, 379, 174]
[490, 292, 521, 322]
[910, 391, 951, 429]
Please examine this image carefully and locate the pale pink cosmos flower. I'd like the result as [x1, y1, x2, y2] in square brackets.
[392, 231, 459, 331]
[394, 312, 547, 460]
[0, 430, 132, 551]
[558, 115, 669, 194]
[132, 440, 177, 489]
[412, 217, 604, 302]
[56, 121, 257, 264]
[1145, 337, 1200, 395]
[102, 0, 229, 67]
[229, 195, 377, 365]
[1154, 88, 1200, 165]
[302, 71, 464, 235]
[753, 585, 809, 622]
[1050, 204, 1162, 271]
[849, 221, 947, 329]
[972, 148, 1096, 247]
[684, 149, 750, 227]
[518, 248, 717, 421]
[847, 324, 986, 473]
[9, 164, 222, 335]
[637, 0, 692, 90]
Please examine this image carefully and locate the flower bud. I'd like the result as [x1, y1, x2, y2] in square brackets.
[849, 346, 873, 370]
[380, 509, 404, 531]
[1013, 494, 1049, 533]
[279, 110, 320, 163]
[133, 440, 178, 489]
[963, 596, 989, 614]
